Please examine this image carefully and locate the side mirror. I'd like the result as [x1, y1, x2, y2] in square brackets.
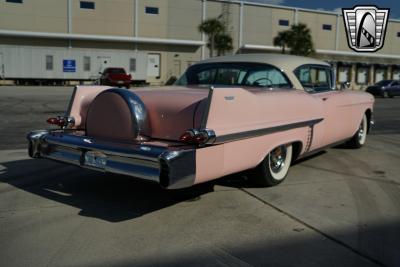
[340, 82, 351, 90]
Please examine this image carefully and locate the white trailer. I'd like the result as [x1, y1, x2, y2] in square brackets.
[0, 45, 148, 85]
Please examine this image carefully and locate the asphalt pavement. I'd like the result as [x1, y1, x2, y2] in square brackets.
[0, 86, 399, 267]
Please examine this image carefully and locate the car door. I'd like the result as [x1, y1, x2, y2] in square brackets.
[295, 65, 355, 147]
[389, 81, 400, 96]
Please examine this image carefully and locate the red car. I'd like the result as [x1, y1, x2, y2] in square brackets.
[100, 67, 132, 88]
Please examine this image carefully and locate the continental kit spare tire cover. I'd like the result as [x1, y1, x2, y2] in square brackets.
[86, 89, 150, 141]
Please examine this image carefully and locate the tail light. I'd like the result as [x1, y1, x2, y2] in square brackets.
[47, 117, 65, 127]
[46, 116, 75, 129]
[179, 129, 215, 146]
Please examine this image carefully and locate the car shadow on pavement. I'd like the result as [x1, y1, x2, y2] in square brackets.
[0, 158, 215, 222]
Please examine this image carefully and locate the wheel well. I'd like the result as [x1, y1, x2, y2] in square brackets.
[365, 109, 372, 133]
[291, 141, 303, 162]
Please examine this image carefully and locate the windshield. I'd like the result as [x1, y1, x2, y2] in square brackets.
[376, 80, 392, 86]
[175, 62, 292, 88]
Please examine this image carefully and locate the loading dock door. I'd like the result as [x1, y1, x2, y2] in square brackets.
[147, 53, 160, 78]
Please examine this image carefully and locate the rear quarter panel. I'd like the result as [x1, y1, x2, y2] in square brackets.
[204, 88, 323, 137]
[194, 87, 325, 184]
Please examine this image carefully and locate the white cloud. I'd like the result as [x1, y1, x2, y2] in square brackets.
[312, 7, 343, 13]
[245, 0, 285, 5]
[333, 7, 342, 14]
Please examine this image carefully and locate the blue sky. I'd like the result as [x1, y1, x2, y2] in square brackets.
[247, 0, 399, 19]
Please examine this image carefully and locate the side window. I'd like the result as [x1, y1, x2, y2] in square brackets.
[196, 69, 216, 84]
[295, 65, 333, 93]
[244, 68, 291, 88]
[391, 81, 399, 86]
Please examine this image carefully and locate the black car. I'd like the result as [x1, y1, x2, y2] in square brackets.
[366, 80, 400, 98]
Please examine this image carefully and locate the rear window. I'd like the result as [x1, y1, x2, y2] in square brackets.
[106, 68, 126, 74]
[175, 62, 292, 88]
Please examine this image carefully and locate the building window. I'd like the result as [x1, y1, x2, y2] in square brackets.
[145, 7, 159, 15]
[392, 68, 400, 80]
[322, 24, 332, 31]
[397, 32, 400, 37]
[335, 62, 352, 84]
[375, 67, 387, 83]
[130, 58, 136, 72]
[46, 55, 53, 71]
[278, 19, 289, 26]
[80, 1, 95, 9]
[6, 0, 23, 3]
[83, 56, 91, 71]
[356, 67, 369, 85]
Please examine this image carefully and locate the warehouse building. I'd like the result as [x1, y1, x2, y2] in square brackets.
[0, 0, 400, 88]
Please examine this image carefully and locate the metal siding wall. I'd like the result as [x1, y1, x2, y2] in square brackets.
[0, 45, 147, 80]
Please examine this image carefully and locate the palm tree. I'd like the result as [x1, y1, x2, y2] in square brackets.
[214, 33, 233, 56]
[288, 23, 315, 56]
[198, 19, 225, 57]
[273, 23, 315, 56]
[273, 30, 291, 54]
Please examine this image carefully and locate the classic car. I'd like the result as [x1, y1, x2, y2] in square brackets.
[366, 79, 400, 98]
[99, 67, 132, 88]
[27, 54, 374, 189]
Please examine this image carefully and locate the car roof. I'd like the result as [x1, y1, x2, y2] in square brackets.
[196, 53, 330, 73]
[194, 53, 331, 90]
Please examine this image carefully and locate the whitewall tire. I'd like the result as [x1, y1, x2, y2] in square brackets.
[248, 144, 293, 187]
[347, 114, 368, 148]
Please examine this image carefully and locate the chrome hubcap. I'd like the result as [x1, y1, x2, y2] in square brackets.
[269, 145, 287, 173]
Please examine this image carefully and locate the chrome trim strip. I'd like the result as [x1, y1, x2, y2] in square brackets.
[305, 125, 315, 152]
[213, 118, 324, 144]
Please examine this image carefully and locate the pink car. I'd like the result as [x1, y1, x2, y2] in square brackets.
[27, 54, 374, 189]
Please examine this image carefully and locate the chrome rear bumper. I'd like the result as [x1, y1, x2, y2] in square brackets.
[27, 130, 196, 189]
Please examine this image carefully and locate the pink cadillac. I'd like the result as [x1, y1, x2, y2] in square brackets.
[27, 54, 374, 189]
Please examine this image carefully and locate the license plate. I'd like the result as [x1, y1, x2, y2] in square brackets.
[117, 81, 124, 84]
[83, 151, 107, 169]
